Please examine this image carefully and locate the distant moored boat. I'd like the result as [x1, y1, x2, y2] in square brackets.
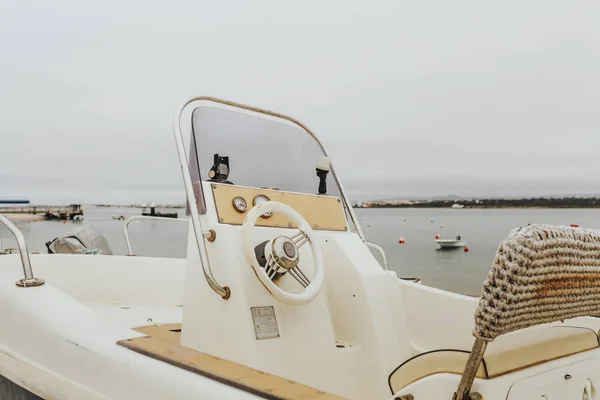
[436, 235, 467, 249]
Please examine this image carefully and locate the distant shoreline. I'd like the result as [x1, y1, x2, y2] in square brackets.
[353, 197, 600, 209]
[354, 206, 600, 210]
[87, 204, 185, 209]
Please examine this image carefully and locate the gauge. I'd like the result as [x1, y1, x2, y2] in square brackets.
[253, 194, 273, 218]
[232, 196, 247, 213]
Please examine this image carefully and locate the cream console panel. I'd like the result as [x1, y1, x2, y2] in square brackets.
[210, 183, 348, 232]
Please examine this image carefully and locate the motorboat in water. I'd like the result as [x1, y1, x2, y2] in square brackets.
[436, 235, 467, 249]
[141, 203, 178, 219]
[1, 97, 600, 399]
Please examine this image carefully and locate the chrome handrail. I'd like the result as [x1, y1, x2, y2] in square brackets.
[0, 215, 44, 287]
[174, 98, 231, 299]
[123, 215, 216, 256]
[123, 216, 189, 256]
[367, 242, 388, 270]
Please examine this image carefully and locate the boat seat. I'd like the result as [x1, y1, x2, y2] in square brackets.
[388, 326, 599, 394]
[118, 324, 344, 400]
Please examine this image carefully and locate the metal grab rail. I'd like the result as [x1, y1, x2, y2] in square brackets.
[124, 216, 189, 256]
[367, 242, 388, 270]
[123, 215, 216, 256]
[173, 98, 232, 299]
[0, 215, 44, 287]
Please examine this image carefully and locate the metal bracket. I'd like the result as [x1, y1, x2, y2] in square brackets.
[0, 215, 44, 288]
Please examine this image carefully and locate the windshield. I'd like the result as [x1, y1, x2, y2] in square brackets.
[187, 103, 342, 214]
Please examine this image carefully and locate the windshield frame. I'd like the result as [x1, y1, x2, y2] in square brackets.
[174, 96, 367, 299]
[182, 97, 364, 241]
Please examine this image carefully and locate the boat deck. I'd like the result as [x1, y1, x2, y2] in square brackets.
[117, 324, 344, 400]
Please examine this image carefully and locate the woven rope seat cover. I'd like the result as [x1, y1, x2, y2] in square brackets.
[474, 224, 600, 340]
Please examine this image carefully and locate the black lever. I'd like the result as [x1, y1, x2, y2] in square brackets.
[316, 156, 330, 195]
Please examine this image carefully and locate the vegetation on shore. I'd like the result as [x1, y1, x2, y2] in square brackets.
[354, 197, 600, 209]
[91, 204, 185, 209]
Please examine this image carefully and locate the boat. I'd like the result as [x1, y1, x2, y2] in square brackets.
[141, 203, 178, 219]
[1, 97, 600, 399]
[436, 235, 467, 249]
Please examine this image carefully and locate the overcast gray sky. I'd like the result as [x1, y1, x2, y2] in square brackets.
[1, 0, 600, 204]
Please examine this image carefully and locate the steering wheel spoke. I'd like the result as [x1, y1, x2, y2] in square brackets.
[265, 255, 279, 279]
[289, 266, 311, 288]
[290, 230, 310, 248]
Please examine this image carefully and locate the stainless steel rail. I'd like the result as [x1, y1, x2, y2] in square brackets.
[367, 242, 388, 270]
[0, 215, 45, 287]
[123, 215, 215, 256]
[123, 216, 190, 256]
[174, 98, 231, 299]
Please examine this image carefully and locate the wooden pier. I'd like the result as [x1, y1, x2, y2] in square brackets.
[0, 204, 83, 220]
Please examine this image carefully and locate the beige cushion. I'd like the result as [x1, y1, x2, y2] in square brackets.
[389, 326, 599, 394]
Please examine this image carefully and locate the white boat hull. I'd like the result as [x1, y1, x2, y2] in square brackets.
[436, 239, 467, 249]
[2, 98, 600, 400]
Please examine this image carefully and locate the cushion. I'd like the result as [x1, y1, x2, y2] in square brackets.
[389, 326, 599, 394]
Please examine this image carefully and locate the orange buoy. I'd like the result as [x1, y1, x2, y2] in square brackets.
[464, 247, 469, 252]
[570, 223, 579, 227]
[399, 237, 405, 244]
[435, 233, 441, 239]
[62, 220, 67, 224]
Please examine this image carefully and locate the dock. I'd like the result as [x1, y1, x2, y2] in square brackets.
[0, 204, 83, 220]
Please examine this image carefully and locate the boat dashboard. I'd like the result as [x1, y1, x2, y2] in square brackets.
[209, 183, 348, 232]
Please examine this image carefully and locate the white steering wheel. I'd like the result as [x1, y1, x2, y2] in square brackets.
[242, 201, 324, 305]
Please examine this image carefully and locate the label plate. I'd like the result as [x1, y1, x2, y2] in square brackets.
[251, 306, 280, 340]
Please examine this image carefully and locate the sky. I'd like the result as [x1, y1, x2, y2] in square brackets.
[1, 0, 600, 204]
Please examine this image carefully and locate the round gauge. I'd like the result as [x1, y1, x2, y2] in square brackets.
[232, 196, 247, 213]
[253, 195, 273, 218]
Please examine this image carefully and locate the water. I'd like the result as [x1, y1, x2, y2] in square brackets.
[2, 207, 598, 296]
[0, 207, 189, 259]
[355, 208, 600, 295]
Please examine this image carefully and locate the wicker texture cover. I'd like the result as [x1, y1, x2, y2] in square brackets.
[474, 224, 600, 340]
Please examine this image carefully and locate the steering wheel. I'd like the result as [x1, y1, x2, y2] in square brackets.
[242, 201, 325, 305]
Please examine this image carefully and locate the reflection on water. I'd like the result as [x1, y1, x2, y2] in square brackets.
[2, 206, 598, 296]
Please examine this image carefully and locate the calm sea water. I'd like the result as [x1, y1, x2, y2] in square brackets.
[3, 207, 599, 296]
[1, 207, 189, 259]
[356, 208, 600, 295]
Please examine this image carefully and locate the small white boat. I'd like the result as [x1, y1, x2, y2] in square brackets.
[436, 235, 467, 249]
[2, 97, 600, 400]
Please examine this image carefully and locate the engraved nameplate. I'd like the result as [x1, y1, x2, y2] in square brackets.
[251, 306, 280, 340]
